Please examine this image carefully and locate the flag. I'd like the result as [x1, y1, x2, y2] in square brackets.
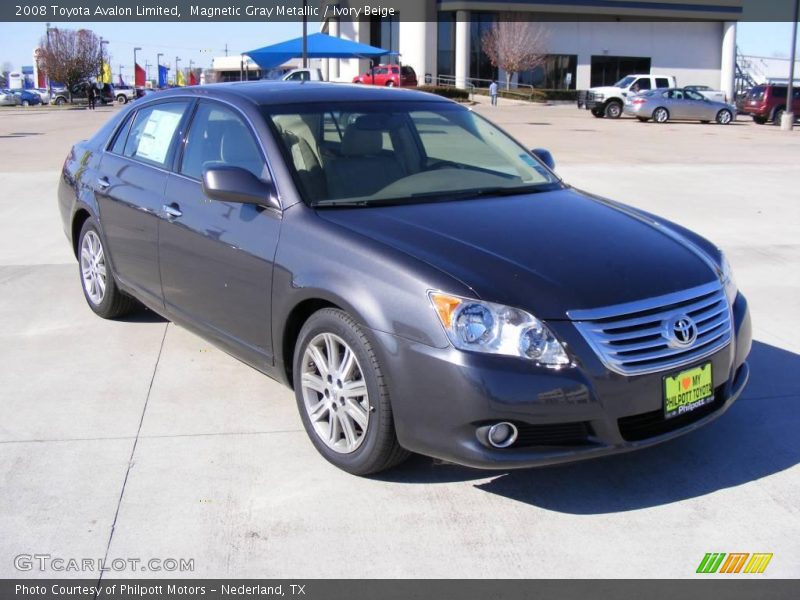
[118, 73, 125, 86]
[189, 70, 197, 86]
[135, 63, 146, 87]
[158, 65, 169, 88]
[101, 61, 112, 84]
[176, 69, 186, 87]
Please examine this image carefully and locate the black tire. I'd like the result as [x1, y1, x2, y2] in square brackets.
[753, 116, 767, 125]
[773, 107, 786, 126]
[591, 108, 604, 118]
[716, 109, 733, 125]
[653, 107, 670, 123]
[293, 308, 409, 475]
[604, 100, 623, 119]
[77, 219, 138, 319]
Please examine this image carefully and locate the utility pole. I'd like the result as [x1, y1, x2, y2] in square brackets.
[781, 0, 799, 131]
[225, 43, 228, 57]
[302, 0, 308, 68]
[119, 64, 123, 85]
[45, 23, 54, 94]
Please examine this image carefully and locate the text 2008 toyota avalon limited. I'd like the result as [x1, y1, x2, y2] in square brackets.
[59, 82, 751, 475]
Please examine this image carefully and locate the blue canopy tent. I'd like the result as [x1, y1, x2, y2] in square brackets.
[245, 32, 395, 71]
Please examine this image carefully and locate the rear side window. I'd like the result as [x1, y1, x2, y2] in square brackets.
[123, 102, 189, 167]
[655, 78, 671, 89]
[401, 66, 415, 76]
[770, 86, 787, 99]
[109, 114, 133, 154]
[180, 102, 266, 181]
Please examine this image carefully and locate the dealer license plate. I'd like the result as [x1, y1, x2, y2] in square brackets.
[663, 363, 713, 420]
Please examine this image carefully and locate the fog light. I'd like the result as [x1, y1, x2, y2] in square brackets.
[487, 422, 518, 448]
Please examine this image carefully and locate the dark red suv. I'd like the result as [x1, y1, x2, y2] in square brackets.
[352, 64, 417, 87]
[739, 84, 800, 125]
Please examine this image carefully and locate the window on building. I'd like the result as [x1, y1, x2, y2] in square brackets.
[370, 15, 400, 62]
[470, 13, 498, 83]
[517, 55, 577, 90]
[437, 12, 456, 80]
[590, 56, 651, 87]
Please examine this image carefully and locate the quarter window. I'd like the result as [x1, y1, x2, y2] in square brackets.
[123, 102, 189, 167]
[180, 102, 266, 181]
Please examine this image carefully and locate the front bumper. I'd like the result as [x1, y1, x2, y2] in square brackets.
[371, 293, 751, 469]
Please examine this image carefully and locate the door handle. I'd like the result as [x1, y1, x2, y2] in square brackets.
[96, 177, 110, 189]
[162, 203, 182, 219]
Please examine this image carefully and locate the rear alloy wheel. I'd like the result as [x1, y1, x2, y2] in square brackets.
[653, 107, 670, 123]
[55, 96, 65, 105]
[716, 109, 733, 125]
[78, 219, 138, 319]
[604, 101, 623, 119]
[294, 308, 409, 475]
[116, 95, 127, 104]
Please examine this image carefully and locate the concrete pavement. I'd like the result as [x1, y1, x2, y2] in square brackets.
[0, 102, 798, 578]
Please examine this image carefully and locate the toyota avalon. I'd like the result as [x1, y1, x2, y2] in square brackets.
[58, 82, 751, 475]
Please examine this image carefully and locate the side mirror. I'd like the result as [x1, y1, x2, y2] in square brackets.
[531, 148, 556, 170]
[202, 165, 279, 209]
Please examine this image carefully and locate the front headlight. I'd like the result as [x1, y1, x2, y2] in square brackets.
[429, 292, 571, 367]
[719, 252, 738, 305]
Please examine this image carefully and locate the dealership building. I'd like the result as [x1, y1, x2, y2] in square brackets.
[320, 0, 742, 99]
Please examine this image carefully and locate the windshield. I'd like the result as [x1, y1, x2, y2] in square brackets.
[264, 101, 561, 206]
[747, 86, 766, 101]
[613, 76, 637, 88]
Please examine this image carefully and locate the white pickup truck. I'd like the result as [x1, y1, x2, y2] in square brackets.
[281, 68, 325, 82]
[582, 74, 677, 118]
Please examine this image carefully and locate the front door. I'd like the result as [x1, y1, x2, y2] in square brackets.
[158, 100, 281, 367]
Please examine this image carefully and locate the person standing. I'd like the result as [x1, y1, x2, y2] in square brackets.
[489, 80, 499, 106]
[86, 83, 96, 111]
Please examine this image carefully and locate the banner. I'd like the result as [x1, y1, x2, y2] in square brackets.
[100, 61, 112, 84]
[189, 70, 197, 86]
[157, 64, 169, 88]
[176, 69, 186, 87]
[118, 73, 125, 86]
[135, 62, 146, 87]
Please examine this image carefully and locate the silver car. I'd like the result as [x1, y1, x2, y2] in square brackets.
[624, 88, 736, 124]
[0, 89, 22, 106]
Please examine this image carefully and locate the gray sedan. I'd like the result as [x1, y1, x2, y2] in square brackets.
[624, 88, 736, 124]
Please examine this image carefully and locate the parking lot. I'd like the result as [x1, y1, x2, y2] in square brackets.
[1, 99, 799, 578]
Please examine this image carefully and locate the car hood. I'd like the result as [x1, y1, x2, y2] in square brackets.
[589, 86, 622, 95]
[316, 188, 719, 320]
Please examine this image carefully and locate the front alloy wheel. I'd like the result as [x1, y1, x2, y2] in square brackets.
[301, 332, 370, 454]
[293, 308, 409, 475]
[716, 109, 733, 125]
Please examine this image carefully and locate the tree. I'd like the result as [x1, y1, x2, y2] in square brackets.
[0, 62, 12, 87]
[38, 28, 102, 100]
[481, 14, 549, 91]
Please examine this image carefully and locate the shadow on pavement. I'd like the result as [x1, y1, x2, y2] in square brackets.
[381, 341, 800, 513]
[117, 307, 168, 324]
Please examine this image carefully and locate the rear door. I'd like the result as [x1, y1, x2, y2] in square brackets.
[158, 99, 281, 366]
[97, 100, 191, 307]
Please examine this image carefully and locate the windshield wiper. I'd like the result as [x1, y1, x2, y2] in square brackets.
[313, 184, 555, 208]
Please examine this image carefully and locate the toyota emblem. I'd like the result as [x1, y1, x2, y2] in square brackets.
[665, 314, 698, 348]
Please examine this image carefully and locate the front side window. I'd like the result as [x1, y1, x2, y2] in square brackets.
[266, 101, 561, 206]
[123, 101, 189, 167]
[633, 78, 652, 91]
[180, 102, 266, 181]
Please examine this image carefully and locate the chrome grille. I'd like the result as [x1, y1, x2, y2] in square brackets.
[569, 282, 732, 376]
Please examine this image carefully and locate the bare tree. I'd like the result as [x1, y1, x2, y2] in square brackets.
[38, 28, 102, 101]
[482, 14, 549, 90]
[0, 62, 12, 87]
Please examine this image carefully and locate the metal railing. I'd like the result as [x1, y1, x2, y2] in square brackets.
[434, 75, 536, 100]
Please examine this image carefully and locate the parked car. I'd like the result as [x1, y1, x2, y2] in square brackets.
[582, 74, 676, 118]
[282, 68, 324, 82]
[624, 88, 736, 124]
[52, 82, 115, 105]
[58, 82, 750, 475]
[114, 85, 137, 104]
[739, 84, 800, 125]
[11, 89, 42, 106]
[0, 89, 22, 106]
[685, 85, 727, 103]
[32, 88, 52, 105]
[352, 64, 417, 87]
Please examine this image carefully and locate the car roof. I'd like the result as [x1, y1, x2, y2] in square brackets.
[151, 81, 445, 107]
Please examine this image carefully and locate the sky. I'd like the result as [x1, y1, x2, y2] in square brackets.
[0, 21, 796, 79]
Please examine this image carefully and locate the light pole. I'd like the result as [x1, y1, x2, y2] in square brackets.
[782, 0, 799, 131]
[157, 53, 163, 88]
[133, 46, 142, 87]
[175, 56, 181, 85]
[144, 60, 150, 84]
[302, 0, 308, 68]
